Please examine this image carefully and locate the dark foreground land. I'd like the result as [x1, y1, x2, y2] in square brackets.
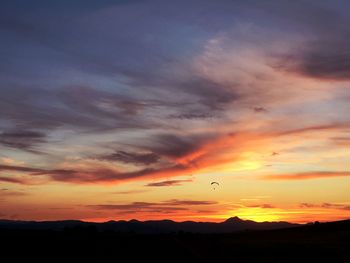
[1, 219, 350, 263]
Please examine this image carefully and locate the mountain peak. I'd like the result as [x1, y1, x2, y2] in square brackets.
[224, 216, 244, 223]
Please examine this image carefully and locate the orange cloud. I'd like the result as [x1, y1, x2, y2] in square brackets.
[261, 171, 350, 180]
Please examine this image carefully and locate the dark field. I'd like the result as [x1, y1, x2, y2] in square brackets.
[1, 220, 350, 263]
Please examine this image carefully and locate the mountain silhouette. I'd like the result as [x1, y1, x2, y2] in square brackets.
[1, 218, 350, 262]
[0, 216, 298, 234]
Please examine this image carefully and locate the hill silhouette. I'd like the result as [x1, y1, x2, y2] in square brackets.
[1, 217, 349, 262]
[0, 216, 297, 234]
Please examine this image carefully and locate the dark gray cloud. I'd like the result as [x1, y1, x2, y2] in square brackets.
[269, 1, 350, 80]
[0, 0, 243, 143]
[296, 47, 350, 80]
[88, 199, 216, 213]
[168, 112, 214, 120]
[99, 132, 219, 173]
[145, 179, 192, 187]
[51, 164, 188, 183]
[0, 164, 38, 173]
[173, 78, 240, 111]
[88, 202, 187, 212]
[0, 86, 126, 132]
[0, 84, 173, 156]
[0, 130, 46, 152]
[278, 40, 350, 80]
[0, 163, 189, 184]
[0, 176, 28, 184]
[145, 133, 214, 159]
[98, 151, 160, 165]
[253, 107, 268, 113]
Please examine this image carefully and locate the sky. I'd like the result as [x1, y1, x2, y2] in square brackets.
[1, 0, 350, 223]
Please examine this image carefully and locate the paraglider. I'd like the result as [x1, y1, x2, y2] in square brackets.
[211, 181, 219, 190]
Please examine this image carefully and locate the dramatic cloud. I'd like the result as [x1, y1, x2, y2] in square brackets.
[2, 0, 350, 222]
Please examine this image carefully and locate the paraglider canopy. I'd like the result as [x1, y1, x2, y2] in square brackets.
[211, 181, 219, 190]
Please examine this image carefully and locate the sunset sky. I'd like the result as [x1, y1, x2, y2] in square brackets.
[1, 0, 350, 223]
